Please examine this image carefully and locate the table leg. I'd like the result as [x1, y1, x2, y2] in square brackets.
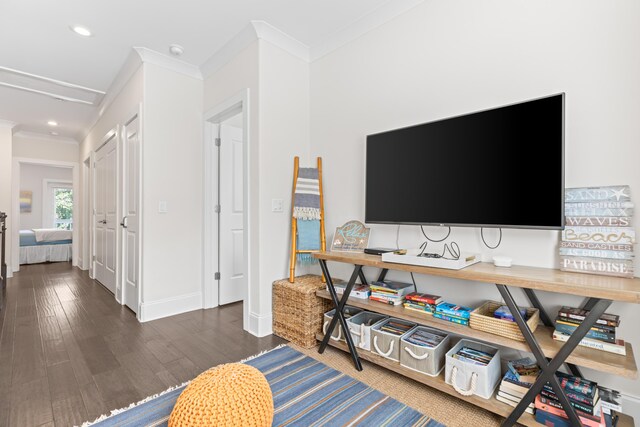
[318, 260, 363, 371]
[497, 284, 611, 427]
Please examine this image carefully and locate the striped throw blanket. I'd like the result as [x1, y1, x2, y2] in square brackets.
[294, 168, 321, 220]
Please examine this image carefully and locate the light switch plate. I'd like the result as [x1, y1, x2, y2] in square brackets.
[271, 198, 284, 213]
[158, 201, 168, 213]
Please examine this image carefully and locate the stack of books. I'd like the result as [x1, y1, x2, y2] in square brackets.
[451, 346, 493, 366]
[560, 185, 635, 278]
[404, 328, 445, 348]
[598, 386, 623, 427]
[496, 370, 535, 415]
[534, 372, 606, 427]
[403, 292, 442, 315]
[329, 280, 371, 299]
[369, 280, 414, 306]
[380, 319, 414, 336]
[434, 303, 472, 326]
[552, 306, 626, 356]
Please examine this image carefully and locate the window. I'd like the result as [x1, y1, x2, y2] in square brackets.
[43, 180, 73, 230]
[53, 187, 73, 230]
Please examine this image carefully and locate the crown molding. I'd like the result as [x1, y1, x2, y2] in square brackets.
[309, 0, 425, 61]
[252, 21, 309, 62]
[200, 22, 262, 79]
[0, 119, 17, 129]
[13, 130, 79, 145]
[134, 47, 203, 81]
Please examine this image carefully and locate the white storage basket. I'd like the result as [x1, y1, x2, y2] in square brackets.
[371, 318, 418, 362]
[346, 311, 388, 351]
[400, 326, 450, 376]
[444, 339, 501, 399]
[323, 306, 363, 342]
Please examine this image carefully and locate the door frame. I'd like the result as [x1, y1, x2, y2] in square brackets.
[11, 157, 79, 273]
[203, 89, 251, 331]
[91, 128, 121, 301]
[119, 105, 144, 318]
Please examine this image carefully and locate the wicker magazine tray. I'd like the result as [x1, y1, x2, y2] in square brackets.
[469, 300, 540, 342]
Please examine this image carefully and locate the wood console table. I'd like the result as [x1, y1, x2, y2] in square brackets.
[315, 251, 639, 427]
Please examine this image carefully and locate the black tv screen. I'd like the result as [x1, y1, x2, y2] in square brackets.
[365, 94, 564, 229]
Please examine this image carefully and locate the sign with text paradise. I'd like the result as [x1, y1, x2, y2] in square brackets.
[561, 186, 635, 278]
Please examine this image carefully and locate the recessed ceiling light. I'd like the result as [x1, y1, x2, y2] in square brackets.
[47, 120, 58, 126]
[70, 25, 92, 37]
[169, 44, 184, 56]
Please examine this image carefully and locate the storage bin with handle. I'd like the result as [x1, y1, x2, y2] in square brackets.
[444, 339, 501, 399]
[323, 306, 362, 342]
[370, 317, 417, 362]
[346, 311, 388, 351]
[400, 326, 450, 376]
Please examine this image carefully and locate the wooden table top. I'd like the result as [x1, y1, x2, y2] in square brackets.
[314, 251, 640, 303]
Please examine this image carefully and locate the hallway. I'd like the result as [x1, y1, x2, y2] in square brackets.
[0, 262, 284, 427]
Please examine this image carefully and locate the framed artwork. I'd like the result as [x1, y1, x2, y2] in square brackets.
[331, 220, 371, 252]
[20, 190, 32, 213]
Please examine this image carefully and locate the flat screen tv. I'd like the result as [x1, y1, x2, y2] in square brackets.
[365, 94, 564, 229]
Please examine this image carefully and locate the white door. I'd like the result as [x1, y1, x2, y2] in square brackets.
[218, 123, 245, 305]
[122, 115, 140, 313]
[94, 134, 118, 294]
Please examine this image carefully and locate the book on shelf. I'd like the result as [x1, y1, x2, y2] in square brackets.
[330, 282, 371, 299]
[561, 227, 636, 245]
[535, 395, 605, 427]
[555, 372, 599, 399]
[558, 306, 620, 327]
[554, 321, 616, 343]
[564, 207, 634, 217]
[560, 257, 634, 278]
[539, 389, 599, 415]
[560, 241, 634, 252]
[435, 302, 473, 319]
[500, 370, 533, 396]
[494, 305, 528, 322]
[541, 385, 598, 407]
[452, 346, 492, 366]
[495, 391, 534, 414]
[404, 292, 443, 305]
[432, 312, 469, 326]
[565, 216, 632, 227]
[403, 302, 436, 314]
[507, 357, 541, 383]
[370, 295, 404, 306]
[553, 330, 627, 356]
[559, 247, 635, 260]
[565, 186, 631, 203]
[597, 386, 622, 415]
[556, 316, 616, 334]
[379, 320, 413, 336]
[369, 280, 414, 296]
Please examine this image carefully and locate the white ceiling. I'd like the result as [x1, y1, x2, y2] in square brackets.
[0, 0, 418, 142]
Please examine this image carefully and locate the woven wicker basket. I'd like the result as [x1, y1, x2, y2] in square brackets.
[469, 301, 540, 342]
[273, 275, 333, 348]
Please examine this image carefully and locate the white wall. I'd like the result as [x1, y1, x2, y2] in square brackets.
[257, 40, 310, 332]
[0, 124, 13, 275]
[13, 135, 79, 163]
[140, 62, 203, 316]
[204, 41, 262, 331]
[309, 0, 640, 414]
[19, 164, 73, 230]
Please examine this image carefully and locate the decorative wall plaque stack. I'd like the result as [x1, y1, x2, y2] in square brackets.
[560, 185, 635, 278]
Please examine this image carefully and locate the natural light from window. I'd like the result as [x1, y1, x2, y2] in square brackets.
[54, 187, 73, 230]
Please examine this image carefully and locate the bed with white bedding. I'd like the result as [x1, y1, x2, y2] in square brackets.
[20, 228, 72, 264]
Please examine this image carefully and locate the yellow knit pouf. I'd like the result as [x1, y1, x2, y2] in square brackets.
[168, 363, 274, 427]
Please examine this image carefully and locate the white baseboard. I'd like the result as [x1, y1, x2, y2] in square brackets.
[248, 311, 273, 337]
[139, 292, 203, 322]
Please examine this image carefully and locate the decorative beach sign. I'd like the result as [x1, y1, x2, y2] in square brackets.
[331, 220, 371, 252]
[20, 190, 32, 213]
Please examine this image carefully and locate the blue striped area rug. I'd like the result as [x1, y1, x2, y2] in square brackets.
[83, 345, 443, 427]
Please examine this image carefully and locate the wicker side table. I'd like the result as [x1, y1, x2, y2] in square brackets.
[273, 275, 334, 348]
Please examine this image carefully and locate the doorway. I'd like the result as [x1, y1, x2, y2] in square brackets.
[11, 158, 79, 273]
[203, 90, 250, 331]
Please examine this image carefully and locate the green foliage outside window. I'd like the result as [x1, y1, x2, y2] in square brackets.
[55, 188, 73, 230]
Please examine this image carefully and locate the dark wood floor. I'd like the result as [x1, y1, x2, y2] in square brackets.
[0, 262, 285, 427]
